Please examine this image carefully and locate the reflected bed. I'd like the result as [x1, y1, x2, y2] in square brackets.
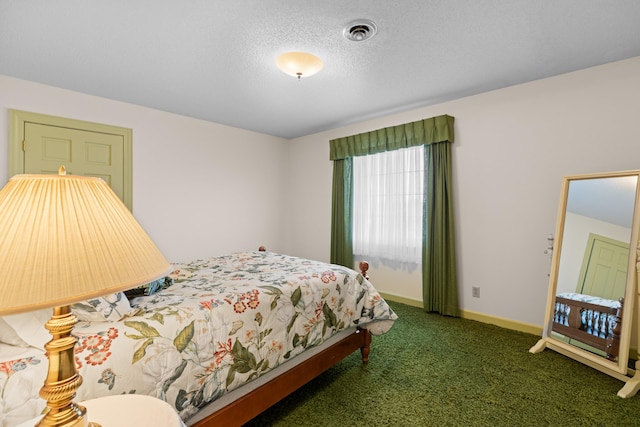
[552, 293, 623, 361]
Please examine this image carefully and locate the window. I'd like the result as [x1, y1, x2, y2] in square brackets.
[352, 145, 424, 264]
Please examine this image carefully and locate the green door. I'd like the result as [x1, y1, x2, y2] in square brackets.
[9, 110, 132, 210]
[24, 123, 126, 200]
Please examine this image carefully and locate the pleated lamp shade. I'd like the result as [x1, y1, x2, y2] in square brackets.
[0, 168, 171, 315]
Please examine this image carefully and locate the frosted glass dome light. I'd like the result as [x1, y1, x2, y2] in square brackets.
[276, 52, 324, 80]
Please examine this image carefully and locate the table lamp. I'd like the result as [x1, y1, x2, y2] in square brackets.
[0, 166, 171, 427]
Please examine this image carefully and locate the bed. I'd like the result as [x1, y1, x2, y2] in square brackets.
[0, 250, 397, 426]
[551, 292, 623, 361]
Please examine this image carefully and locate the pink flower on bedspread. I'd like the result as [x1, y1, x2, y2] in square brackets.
[227, 289, 261, 313]
[304, 316, 319, 332]
[0, 356, 40, 376]
[269, 340, 283, 353]
[244, 289, 260, 309]
[214, 338, 233, 365]
[198, 361, 217, 386]
[314, 301, 323, 318]
[106, 327, 119, 340]
[320, 271, 337, 283]
[83, 335, 104, 350]
[200, 298, 223, 310]
[85, 348, 112, 366]
[233, 301, 247, 313]
[74, 327, 119, 367]
[245, 329, 257, 342]
[200, 299, 213, 309]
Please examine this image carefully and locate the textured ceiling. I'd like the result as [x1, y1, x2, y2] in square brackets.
[1, 1, 640, 139]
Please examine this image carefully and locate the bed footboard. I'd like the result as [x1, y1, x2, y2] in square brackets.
[552, 296, 623, 361]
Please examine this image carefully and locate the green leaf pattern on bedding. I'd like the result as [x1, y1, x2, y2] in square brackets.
[130, 252, 397, 418]
[0, 251, 397, 424]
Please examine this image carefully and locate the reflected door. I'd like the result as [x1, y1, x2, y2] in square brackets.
[578, 234, 629, 299]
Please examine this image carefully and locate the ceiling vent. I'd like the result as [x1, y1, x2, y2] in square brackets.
[343, 19, 377, 42]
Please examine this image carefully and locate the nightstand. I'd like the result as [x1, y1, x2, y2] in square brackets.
[17, 394, 186, 427]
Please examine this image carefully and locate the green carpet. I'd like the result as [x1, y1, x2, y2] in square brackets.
[245, 301, 640, 426]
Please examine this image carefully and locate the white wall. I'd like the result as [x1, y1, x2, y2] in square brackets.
[0, 75, 289, 262]
[2, 57, 640, 329]
[286, 57, 640, 327]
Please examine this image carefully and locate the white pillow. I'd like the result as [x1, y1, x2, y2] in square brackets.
[71, 292, 133, 322]
[0, 317, 30, 347]
[1, 309, 52, 350]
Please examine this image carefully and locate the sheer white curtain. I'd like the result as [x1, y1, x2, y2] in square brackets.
[353, 145, 424, 264]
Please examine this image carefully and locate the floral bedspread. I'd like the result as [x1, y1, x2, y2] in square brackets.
[0, 251, 396, 425]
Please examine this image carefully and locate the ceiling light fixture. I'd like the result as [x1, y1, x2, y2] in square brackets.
[276, 51, 324, 80]
[343, 19, 377, 42]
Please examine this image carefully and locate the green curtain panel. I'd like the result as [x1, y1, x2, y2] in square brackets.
[330, 157, 353, 268]
[329, 114, 458, 315]
[423, 141, 459, 316]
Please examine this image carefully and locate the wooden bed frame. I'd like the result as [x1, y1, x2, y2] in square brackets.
[551, 296, 623, 361]
[189, 250, 374, 427]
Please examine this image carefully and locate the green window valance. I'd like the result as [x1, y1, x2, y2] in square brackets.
[329, 114, 454, 160]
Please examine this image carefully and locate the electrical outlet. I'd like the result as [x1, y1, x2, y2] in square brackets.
[472, 286, 480, 298]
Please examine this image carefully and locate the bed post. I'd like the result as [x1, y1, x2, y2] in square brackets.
[605, 297, 624, 361]
[357, 262, 371, 363]
[359, 328, 372, 364]
[354, 262, 372, 363]
[359, 261, 369, 279]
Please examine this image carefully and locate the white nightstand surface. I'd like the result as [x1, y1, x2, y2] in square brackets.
[17, 394, 186, 427]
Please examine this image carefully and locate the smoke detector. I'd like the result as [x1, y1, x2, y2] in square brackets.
[343, 19, 377, 42]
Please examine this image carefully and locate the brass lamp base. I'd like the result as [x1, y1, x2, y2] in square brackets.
[38, 306, 101, 427]
[38, 404, 100, 427]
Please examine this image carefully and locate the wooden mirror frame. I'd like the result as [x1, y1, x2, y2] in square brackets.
[530, 170, 640, 397]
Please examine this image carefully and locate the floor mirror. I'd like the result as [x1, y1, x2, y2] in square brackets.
[530, 170, 640, 397]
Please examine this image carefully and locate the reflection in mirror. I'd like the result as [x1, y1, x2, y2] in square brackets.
[553, 176, 636, 360]
[530, 171, 640, 397]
